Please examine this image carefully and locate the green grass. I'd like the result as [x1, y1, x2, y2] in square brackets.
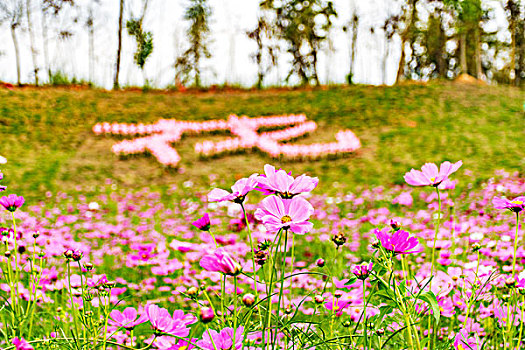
[0, 82, 523, 202]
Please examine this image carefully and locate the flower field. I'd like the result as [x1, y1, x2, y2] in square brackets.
[1, 158, 525, 349]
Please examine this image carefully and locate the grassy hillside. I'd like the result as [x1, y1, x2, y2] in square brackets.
[0, 82, 523, 201]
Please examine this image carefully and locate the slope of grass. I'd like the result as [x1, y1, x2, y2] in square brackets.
[0, 82, 523, 201]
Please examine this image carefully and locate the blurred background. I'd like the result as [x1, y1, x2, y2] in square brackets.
[0, 0, 523, 89]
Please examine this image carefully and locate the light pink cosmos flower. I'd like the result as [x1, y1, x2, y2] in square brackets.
[493, 196, 525, 213]
[208, 174, 258, 203]
[196, 326, 244, 350]
[257, 164, 318, 198]
[145, 304, 191, 337]
[374, 228, 422, 255]
[404, 160, 462, 187]
[254, 195, 314, 234]
[109, 307, 147, 330]
[200, 248, 242, 276]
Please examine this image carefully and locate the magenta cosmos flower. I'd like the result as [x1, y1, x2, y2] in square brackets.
[257, 164, 318, 198]
[0, 194, 25, 212]
[493, 196, 525, 213]
[12, 338, 34, 350]
[196, 326, 244, 350]
[200, 248, 242, 276]
[254, 195, 314, 234]
[192, 213, 211, 231]
[374, 228, 422, 255]
[109, 307, 147, 330]
[404, 160, 462, 187]
[208, 174, 258, 203]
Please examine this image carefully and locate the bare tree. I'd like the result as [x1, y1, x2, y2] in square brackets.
[26, 0, 40, 85]
[0, 0, 24, 85]
[114, 0, 125, 89]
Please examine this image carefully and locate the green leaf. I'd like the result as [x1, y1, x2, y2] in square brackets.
[344, 276, 357, 286]
[417, 291, 440, 323]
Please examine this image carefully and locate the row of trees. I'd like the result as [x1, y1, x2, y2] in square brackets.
[0, 0, 524, 88]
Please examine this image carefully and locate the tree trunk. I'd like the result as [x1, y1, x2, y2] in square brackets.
[459, 32, 467, 74]
[510, 17, 516, 85]
[10, 24, 21, 86]
[474, 26, 482, 79]
[41, 8, 51, 80]
[383, 38, 389, 84]
[395, 39, 406, 84]
[114, 0, 125, 89]
[25, 0, 39, 86]
[349, 14, 358, 83]
[88, 8, 95, 86]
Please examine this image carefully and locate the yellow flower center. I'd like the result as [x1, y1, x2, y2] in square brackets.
[511, 200, 524, 205]
[430, 177, 436, 182]
[281, 215, 292, 224]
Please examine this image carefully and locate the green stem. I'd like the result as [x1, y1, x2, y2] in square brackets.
[11, 212, 20, 318]
[272, 229, 288, 350]
[363, 278, 367, 350]
[233, 276, 238, 349]
[208, 229, 218, 248]
[66, 260, 80, 346]
[516, 295, 525, 350]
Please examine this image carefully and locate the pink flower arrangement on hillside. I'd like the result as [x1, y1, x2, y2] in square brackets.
[93, 114, 361, 167]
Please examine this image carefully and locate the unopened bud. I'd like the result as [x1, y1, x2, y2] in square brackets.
[63, 249, 73, 259]
[472, 243, 481, 252]
[242, 293, 256, 307]
[343, 321, 351, 328]
[187, 286, 199, 297]
[334, 290, 343, 299]
[84, 262, 94, 271]
[314, 295, 325, 304]
[4, 250, 11, 258]
[200, 307, 215, 323]
[316, 258, 325, 267]
[33, 231, 40, 239]
[332, 232, 347, 248]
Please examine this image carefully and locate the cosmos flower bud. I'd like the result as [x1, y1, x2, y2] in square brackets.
[254, 249, 268, 266]
[316, 258, 325, 267]
[314, 295, 325, 304]
[285, 307, 293, 315]
[376, 328, 385, 336]
[332, 232, 346, 248]
[334, 290, 343, 299]
[84, 262, 94, 271]
[186, 286, 199, 297]
[242, 293, 256, 307]
[200, 307, 215, 323]
[505, 277, 516, 287]
[63, 249, 74, 259]
[471, 243, 481, 252]
[342, 321, 351, 328]
[389, 219, 401, 231]
[4, 250, 11, 258]
[32, 231, 40, 239]
[71, 249, 83, 262]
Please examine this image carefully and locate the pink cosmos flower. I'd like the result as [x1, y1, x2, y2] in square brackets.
[109, 307, 147, 330]
[352, 262, 373, 280]
[257, 164, 318, 198]
[493, 196, 525, 213]
[324, 297, 351, 317]
[374, 228, 422, 255]
[254, 195, 314, 234]
[454, 329, 479, 350]
[12, 337, 34, 350]
[208, 174, 258, 203]
[404, 161, 462, 187]
[145, 304, 191, 337]
[0, 194, 25, 212]
[192, 213, 211, 231]
[200, 248, 242, 276]
[196, 326, 244, 350]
